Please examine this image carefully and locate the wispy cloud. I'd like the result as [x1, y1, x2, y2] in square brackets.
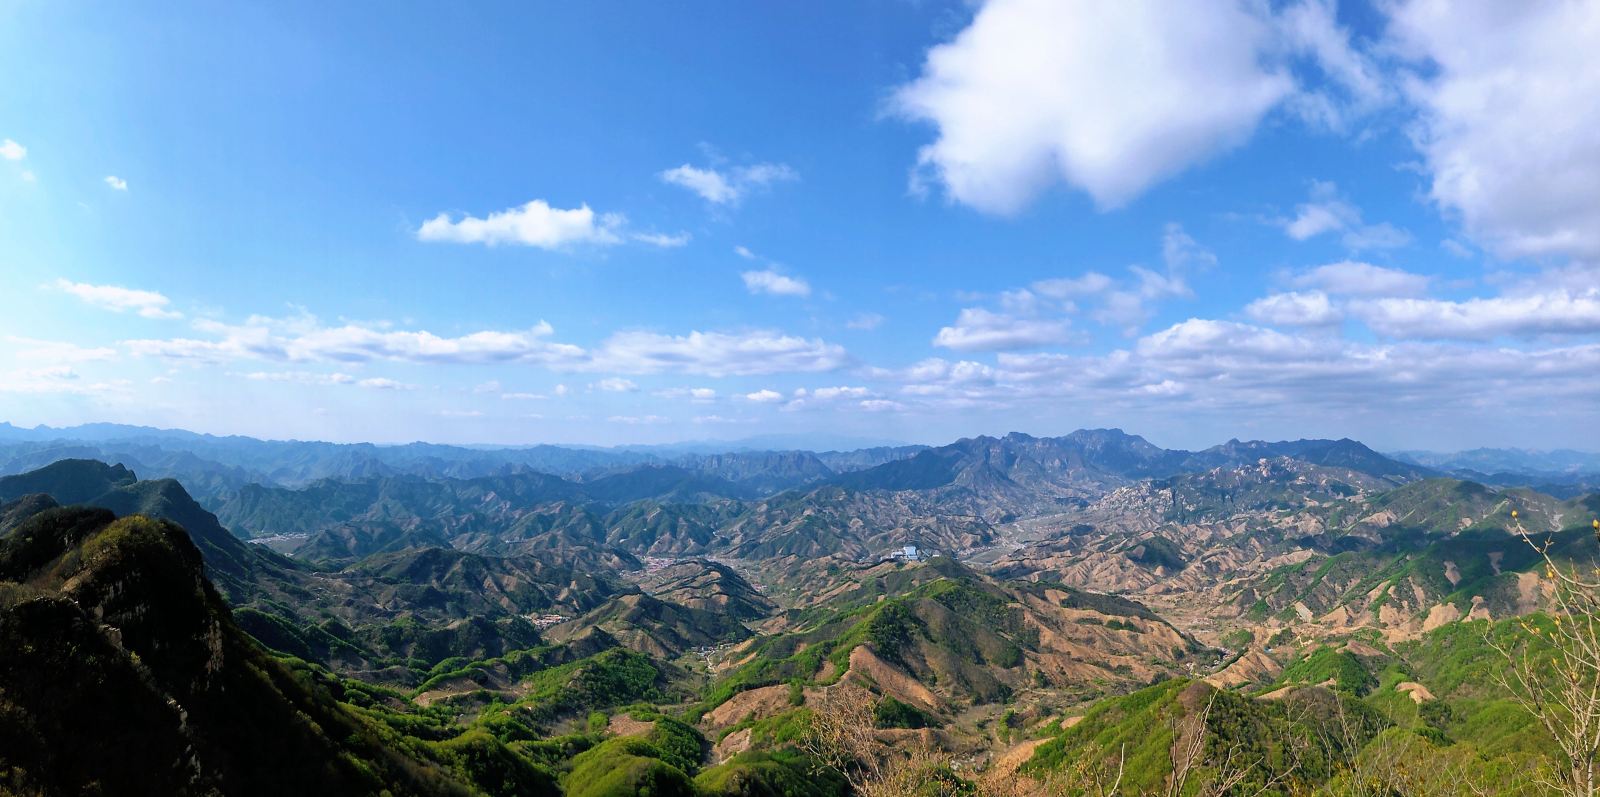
[1389, 1, 1600, 260]
[1350, 290, 1600, 340]
[124, 310, 848, 377]
[127, 312, 584, 365]
[1244, 290, 1343, 327]
[238, 370, 417, 390]
[933, 307, 1075, 352]
[1288, 261, 1430, 298]
[656, 387, 717, 402]
[659, 161, 797, 205]
[594, 377, 639, 392]
[417, 199, 623, 248]
[52, 279, 182, 319]
[743, 389, 784, 403]
[736, 246, 812, 297]
[1278, 181, 1410, 251]
[631, 230, 692, 248]
[741, 268, 811, 297]
[590, 330, 847, 376]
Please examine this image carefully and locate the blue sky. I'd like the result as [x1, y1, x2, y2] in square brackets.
[3, 0, 1599, 450]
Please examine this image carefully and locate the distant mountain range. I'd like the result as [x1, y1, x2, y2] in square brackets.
[0, 428, 1451, 583]
[5, 422, 1600, 795]
[0, 422, 927, 506]
[1390, 447, 1600, 497]
[1391, 446, 1600, 474]
[0, 421, 1446, 497]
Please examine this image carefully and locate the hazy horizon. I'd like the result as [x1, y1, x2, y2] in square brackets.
[5, 417, 1600, 459]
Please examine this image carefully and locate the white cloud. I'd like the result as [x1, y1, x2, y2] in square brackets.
[887, 357, 996, 391]
[473, 380, 502, 394]
[1138, 318, 1319, 362]
[104, 175, 128, 191]
[744, 389, 784, 403]
[594, 377, 639, 393]
[1244, 291, 1343, 327]
[237, 370, 414, 390]
[127, 312, 584, 366]
[1093, 266, 1192, 333]
[608, 414, 668, 425]
[944, 228, 1201, 348]
[803, 386, 871, 401]
[124, 307, 851, 379]
[241, 370, 354, 385]
[590, 330, 847, 376]
[660, 161, 798, 205]
[933, 307, 1075, 352]
[894, 0, 1292, 212]
[741, 268, 811, 297]
[501, 392, 548, 400]
[662, 165, 735, 204]
[1388, 0, 1600, 260]
[20, 170, 35, 183]
[416, 199, 623, 248]
[783, 386, 880, 412]
[1280, 181, 1410, 250]
[872, 312, 1600, 431]
[657, 387, 718, 402]
[1135, 379, 1188, 397]
[0, 139, 24, 160]
[1290, 261, 1431, 297]
[438, 409, 484, 418]
[1351, 289, 1600, 340]
[631, 231, 692, 248]
[1284, 181, 1360, 240]
[1275, 0, 1392, 130]
[693, 414, 753, 425]
[52, 279, 182, 319]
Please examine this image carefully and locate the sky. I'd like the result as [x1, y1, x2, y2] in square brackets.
[2, 0, 1599, 451]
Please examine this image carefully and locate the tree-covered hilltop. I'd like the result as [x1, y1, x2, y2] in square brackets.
[0, 503, 483, 796]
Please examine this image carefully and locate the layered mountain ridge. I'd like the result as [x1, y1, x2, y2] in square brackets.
[2, 425, 1596, 796]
